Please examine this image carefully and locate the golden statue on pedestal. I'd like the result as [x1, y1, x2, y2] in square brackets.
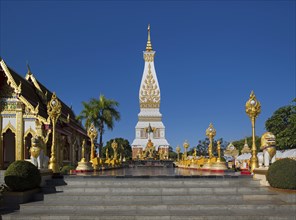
[76, 140, 93, 171]
[145, 139, 155, 159]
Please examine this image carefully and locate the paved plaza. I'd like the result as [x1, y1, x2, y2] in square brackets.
[75, 167, 236, 177]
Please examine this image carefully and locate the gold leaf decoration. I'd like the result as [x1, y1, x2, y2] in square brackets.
[140, 64, 160, 108]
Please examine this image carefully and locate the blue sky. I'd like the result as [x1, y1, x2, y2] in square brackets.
[0, 1, 295, 150]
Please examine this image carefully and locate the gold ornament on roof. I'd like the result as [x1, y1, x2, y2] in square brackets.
[146, 24, 153, 51]
[140, 64, 160, 108]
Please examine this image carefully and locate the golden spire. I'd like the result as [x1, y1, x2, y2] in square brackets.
[146, 24, 153, 51]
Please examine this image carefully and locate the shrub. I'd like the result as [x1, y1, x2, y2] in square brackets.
[4, 160, 41, 191]
[267, 158, 296, 190]
[60, 164, 75, 175]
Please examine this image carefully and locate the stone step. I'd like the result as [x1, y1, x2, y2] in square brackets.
[55, 186, 269, 195]
[63, 178, 261, 187]
[20, 203, 296, 213]
[3, 212, 296, 220]
[43, 194, 282, 205]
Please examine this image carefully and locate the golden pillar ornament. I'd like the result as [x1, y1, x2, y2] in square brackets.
[183, 140, 189, 159]
[88, 123, 98, 161]
[80, 140, 86, 163]
[217, 140, 221, 162]
[111, 140, 118, 160]
[245, 91, 261, 172]
[206, 123, 216, 159]
[176, 145, 181, 161]
[47, 92, 62, 173]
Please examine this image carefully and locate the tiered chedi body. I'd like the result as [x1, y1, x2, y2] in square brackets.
[131, 25, 169, 159]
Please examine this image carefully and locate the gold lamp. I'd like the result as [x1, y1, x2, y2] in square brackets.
[183, 140, 189, 159]
[206, 123, 216, 159]
[88, 123, 98, 161]
[47, 92, 62, 173]
[245, 91, 261, 172]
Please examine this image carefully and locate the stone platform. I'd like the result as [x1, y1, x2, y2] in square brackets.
[2, 172, 296, 220]
[131, 159, 174, 168]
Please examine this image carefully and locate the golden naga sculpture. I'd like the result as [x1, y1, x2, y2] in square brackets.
[260, 132, 276, 167]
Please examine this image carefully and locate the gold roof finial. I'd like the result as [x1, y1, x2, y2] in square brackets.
[146, 24, 153, 51]
[26, 61, 32, 75]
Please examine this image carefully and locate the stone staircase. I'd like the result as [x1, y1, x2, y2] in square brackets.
[2, 176, 296, 220]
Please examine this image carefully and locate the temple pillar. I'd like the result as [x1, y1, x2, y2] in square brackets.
[15, 107, 24, 160]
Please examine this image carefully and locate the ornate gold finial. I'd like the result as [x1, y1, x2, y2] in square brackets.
[146, 24, 153, 51]
[26, 62, 32, 75]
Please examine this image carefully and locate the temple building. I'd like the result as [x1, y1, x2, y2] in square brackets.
[131, 25, 170, 159]
[0, 59, 88, 169]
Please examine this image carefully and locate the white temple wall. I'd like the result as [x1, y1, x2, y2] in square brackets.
[2, 117, 16, 130]
[24, 119, 36, 134]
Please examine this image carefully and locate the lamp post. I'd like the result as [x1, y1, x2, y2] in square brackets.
[206, 123, 216, 160]
[47, 92, 62, 173]
[183, 140, 189, 159]
[245, 91, 261, 172]
[176, 145, 181, 161]
[88, 123, 98, 162]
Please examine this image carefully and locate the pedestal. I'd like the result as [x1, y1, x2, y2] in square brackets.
[76, 161, 93, 171]
[201, 162, 212, 171]
[253, 167, 269, 186]
[211, 161, 227, 173]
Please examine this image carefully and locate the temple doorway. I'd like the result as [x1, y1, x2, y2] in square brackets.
[3, 129, 16, 168]
[24, 133, 33, 159]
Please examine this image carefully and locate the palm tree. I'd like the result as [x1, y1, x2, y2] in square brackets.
[76, 101, 97, 129]
[78, 95, 120, 157]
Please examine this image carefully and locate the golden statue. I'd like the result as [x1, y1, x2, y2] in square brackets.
[80, 140, 86, 162]
[260, 132, 276, 167]
[193, 148, 197, 157]
[146, 139, 155, 158]
[76, 139, 93, 171]
[29, 135, 49, 169]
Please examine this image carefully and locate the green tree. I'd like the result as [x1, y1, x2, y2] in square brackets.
[103, 138, 132, 160]
[78, 95, 120, 157]
[76, 101, 96, 129]
[193, 138, 227, 157]
[265, 99, 296, 149]
[168, 146, 177, 160]
[232, 136, 261, 153]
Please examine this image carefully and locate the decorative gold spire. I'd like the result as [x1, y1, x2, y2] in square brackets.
[146, 24, 153, 51]
[26, 62, 32, 75]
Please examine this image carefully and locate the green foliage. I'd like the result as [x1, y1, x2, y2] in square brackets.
[60, 164, 75, 175]
[232, 136, 261, 154]
[267, 158, 296, 190]
[103, 138, 132, 160]
[4, 160, 41, 191]
[168, 146, 177, 160]
[194, 138, 228, 156]
[78, 95, 121, 157]
[265, 100, 296, 150]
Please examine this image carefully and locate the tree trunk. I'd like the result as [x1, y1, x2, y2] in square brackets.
[99, 131, 103, 158]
